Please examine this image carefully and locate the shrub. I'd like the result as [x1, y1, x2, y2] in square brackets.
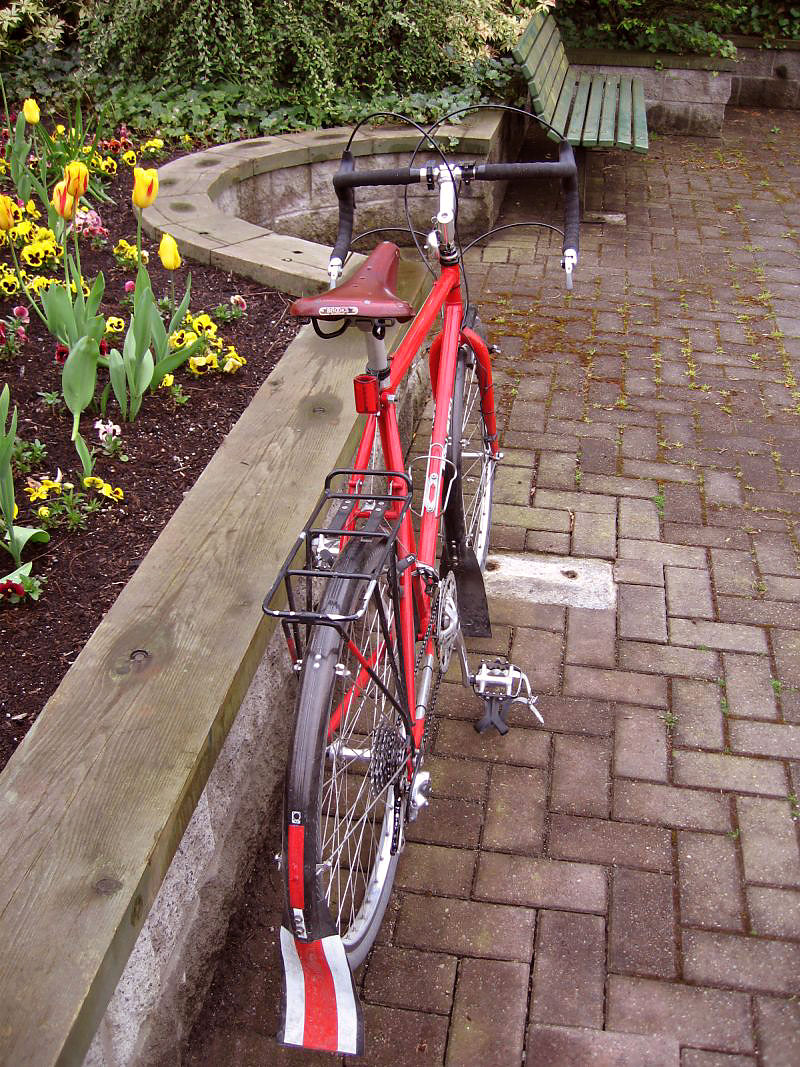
[554, 1, 800, 56]
[82, 1, 532, 104]
[0, 0, 83, 55]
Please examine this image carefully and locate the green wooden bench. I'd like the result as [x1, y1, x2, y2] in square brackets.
[512, 10, 649, 154]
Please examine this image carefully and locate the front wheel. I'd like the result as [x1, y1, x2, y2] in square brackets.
[282, 536, 411, 968]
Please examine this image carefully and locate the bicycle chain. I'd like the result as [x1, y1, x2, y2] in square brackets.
[414, 579, 443, 755]
[369, 579, 442, 798]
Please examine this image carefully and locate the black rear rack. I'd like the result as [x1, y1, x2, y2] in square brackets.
[262, 467, 412, 634]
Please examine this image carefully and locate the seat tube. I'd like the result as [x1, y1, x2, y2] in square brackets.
[376, 400, 417, 724]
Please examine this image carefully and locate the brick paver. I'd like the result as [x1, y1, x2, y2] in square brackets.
[530, 910, 606, 1028]
[185, 110, 800, 1065]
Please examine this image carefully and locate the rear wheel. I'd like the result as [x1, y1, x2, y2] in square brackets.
[283, 536, 411, 968]
[445, 339, 497, 571]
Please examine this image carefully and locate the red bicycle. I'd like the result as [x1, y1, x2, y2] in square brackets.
[264, 110, 579, 1055]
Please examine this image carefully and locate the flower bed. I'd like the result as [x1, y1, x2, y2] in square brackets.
[0, 106, 299, 771]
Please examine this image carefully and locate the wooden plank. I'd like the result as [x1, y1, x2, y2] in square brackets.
[632, 76, 650, 153]
[523, 22, 559, 111]
[511, 10, 546, 64]
[566, 71, 592, 145]
[616, 74, 633, 149]
[539, 47, 570, 124]
[0, 259, 431, 1066]
[581, 73, 607, 147]
[542, 62, 569, 130]
[548, 69, 578, 140]
[598, 74, 620, 147]
[520, 13, 554, 73]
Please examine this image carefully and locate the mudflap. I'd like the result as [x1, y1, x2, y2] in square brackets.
[278, 926, 364, 1055]
[445, 545, 491, 638]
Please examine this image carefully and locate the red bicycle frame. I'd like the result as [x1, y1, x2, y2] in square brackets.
[346, 263, 499, 751]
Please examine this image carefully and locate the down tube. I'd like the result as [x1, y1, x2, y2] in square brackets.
[417, 296, 462, 570]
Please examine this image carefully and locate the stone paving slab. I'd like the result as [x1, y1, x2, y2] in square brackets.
[184, 109, 800, 1067]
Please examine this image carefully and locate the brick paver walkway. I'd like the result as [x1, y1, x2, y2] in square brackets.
[185, 108, 800, 1066]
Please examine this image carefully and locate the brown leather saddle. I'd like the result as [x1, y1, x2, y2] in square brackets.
[290, 242, 413, 323]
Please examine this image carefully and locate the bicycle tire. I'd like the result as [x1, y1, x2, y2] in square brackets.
[283, 534, 410, 969]
[445, 332, 497, 571]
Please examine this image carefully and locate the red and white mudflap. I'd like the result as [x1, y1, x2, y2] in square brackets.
[278, 926, 364, 1055]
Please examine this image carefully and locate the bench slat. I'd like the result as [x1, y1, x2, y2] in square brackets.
[518, 13, 554, 72]
[541, 49, 570, 126]
[566, 71, 593, 145]
[524, 23, 561, 113]
[581, 73, 607, 148]
[543, 61, 569, 129]
[616, 74, 634, 149]
[632, 77, 649, 153]
[547, 69, 578, 142]
[511, 9, 546, 64]
[598, 74, 620, 147]
[541, 16, 570, 122]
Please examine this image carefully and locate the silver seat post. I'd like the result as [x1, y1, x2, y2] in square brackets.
[362, 324, 389, 377]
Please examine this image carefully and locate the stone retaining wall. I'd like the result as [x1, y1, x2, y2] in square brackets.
[569, 50, 733, 135]
[730, 41, 800, 109]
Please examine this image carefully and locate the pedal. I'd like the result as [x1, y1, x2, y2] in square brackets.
[471, 659, 543, 735]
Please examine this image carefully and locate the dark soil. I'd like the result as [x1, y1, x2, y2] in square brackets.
[0, 152, 300, 771]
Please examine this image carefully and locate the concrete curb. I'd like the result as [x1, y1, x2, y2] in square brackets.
[83, 123, 463, 1066]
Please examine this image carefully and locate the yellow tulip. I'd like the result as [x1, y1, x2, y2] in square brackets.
[131, 167, 159, 209]
[158, 233, 181, 270]
[63, 161, 89, 198]
[22, 98, 40, 125]
[0, 194, 15, 231]
[51, 180, 75, 221]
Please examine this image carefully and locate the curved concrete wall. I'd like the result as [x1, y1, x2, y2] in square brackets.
[142, 112, 525, 295]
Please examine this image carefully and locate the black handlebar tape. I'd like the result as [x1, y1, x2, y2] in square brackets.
[331, 149, 356, 264]
[559, 140, 580, 257]
[472, 156, 576, 181]
[332, 166, 420, 190]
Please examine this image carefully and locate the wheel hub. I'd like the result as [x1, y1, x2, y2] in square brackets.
[435, 570, 460, 672]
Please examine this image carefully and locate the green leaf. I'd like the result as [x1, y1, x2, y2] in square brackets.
[62, 336, 100, 434]
[85, 272, 106, 319]
[70, 253, 86, 326]
[151, 335, 206, 386]
[1, 562, 32, 585]
[167, 275, 192, 336]
[107, 348, 128, 420]
[40, 283, 77, 345]
[87, 314, 107, 344]
[73, 432, 94, 479]
[1, 525, 49, 566]
[136, 350, 154, 396]
[149, 301, 168, 356]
